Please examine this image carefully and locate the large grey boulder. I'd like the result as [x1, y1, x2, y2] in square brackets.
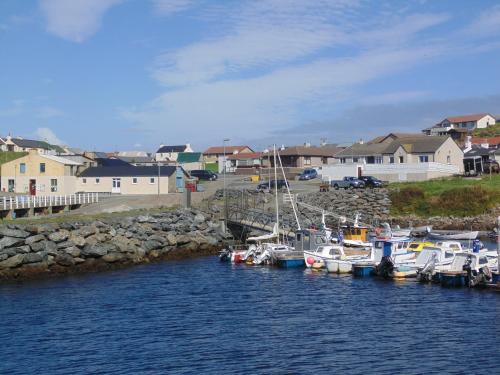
[143, 240, 162, 252]
[102, 252, 124, 263]
[23, 253, 44, 264]
[25, 234, 46, 245]
[55, 253, 75, 267]
[0, 254, 25, 269]
[64, 246, 81, 258]
[81, 243, 116, 258]
[0, 227, 30, 238]
[48, 230, 70, 243]
[0, 236, 25, 250]
[30, 240, 58, 255]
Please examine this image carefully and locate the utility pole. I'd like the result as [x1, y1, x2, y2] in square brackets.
[223, 138, 230, 223]
[157, 162, 161, 197]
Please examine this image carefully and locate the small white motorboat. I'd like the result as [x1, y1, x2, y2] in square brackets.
[428, 231, 479, 240]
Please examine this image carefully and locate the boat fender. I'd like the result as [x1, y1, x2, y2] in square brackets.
[307, 257, 315, 265]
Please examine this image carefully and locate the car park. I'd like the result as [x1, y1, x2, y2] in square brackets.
[298, 168, 318, 180]
[359, 176, 383, 188]
[257, 179, 289, 191]
[330, 176, 365, 189]
[189, 170, 218, 181]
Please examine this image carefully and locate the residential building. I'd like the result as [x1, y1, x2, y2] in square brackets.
[423, 113, 496, 136]
[323, 135, 463, 182]
[155, 144, 193, 162]
[471, 136, 500, 149]
[463, 145, 496, 175]
[2, 135, 64, 154]
[227, 152, 263, 174]
[116, 155, 157, 166]
[76, 166, 187, 195]
[177, 152, 203, 171]
[203, 145, 254, 173]
[0, 150, 83, 195]
[0, 138, 6, 151]
[264, 144, 344, 169]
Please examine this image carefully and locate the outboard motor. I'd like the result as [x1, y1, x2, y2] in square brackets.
[375, 256, 394, 279]
[253, 249, 271, 265]
[219, 247, 232, 262]
[417, 253, 437, 283]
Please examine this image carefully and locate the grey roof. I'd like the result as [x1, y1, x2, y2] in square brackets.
[335, 142, 389, 157]
[11, 138, 51, 149]
[464, 146, 495, 158]
[156, 145, 187, 153]
[79, 166, 179, 178]
[383, 136, 449, 154]
[118, 156, 155, 163]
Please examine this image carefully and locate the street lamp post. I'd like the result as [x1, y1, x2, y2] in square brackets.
[223, 138, 230, 223]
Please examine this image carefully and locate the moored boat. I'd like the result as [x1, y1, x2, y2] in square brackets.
[428, 231, 479, 240]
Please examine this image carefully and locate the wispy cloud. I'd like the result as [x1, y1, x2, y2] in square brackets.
[152, 0, 196, 16]
[35, 127, 65, 145]
[36, 106, 64, 119]
[39, 0, 123, 42]
[0, 100, 25, 117]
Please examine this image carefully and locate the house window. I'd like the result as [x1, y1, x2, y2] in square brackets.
[366, 156, 375, 164]
[150, 177, 155, 184]
[447, 155, 451, 164]
[20, 163, 26, 174]
[40, 163, 46, 173]
[389, 157, 395, 164]
[8, 179, 15, 192]
[322, 157, 328, 165]
[82, 178, 87, 184]
[340, 158, 346, 164]
[399, 156, 404, 163]
[375, 156, 383, 164]
[132, 177, 138, 184]
[95, 178, 100, 184]
[419, 155, 429, 163]
[304, 157, 311, 165]
[50, 179, 58, 192]
[353, 157, 359, 163]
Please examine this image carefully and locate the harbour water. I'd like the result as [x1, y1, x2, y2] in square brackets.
[1, 255, 499, 374]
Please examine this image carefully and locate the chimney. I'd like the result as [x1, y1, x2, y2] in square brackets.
[464, 136, 472, 153]
[280, 144, 285, 150]
[304, 142, 311, 148]
[320, 138, 327, 146]
[359, 138, 364, 144]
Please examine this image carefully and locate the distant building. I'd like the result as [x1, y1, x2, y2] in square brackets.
[423, 113, 496, 136]
[176, 152, 203, 171]
[263, 144, 344, 170]
[1, 135, 64, 154]
[155, 144, 193, 162]
[203, 145, 254, 173]
[116, 155, 156, 166]
[77, 165, 187, 195]
[227, 152, 263, 174]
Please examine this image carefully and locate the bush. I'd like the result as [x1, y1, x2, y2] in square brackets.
[434, 186, 499, 216]
[390, 187, 425, 215]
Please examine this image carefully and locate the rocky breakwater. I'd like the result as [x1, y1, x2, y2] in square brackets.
[0, 209, 224, 281]
[296, 189, 391, 223]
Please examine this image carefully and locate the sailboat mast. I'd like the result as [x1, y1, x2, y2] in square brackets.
[274, 144, 279, 244]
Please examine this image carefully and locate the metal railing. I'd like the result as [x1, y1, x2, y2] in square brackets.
[1, 193, 100, 211]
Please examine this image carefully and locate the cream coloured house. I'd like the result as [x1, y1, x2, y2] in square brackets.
[155, 144, 193, 162]
[76, 165, 187, 195]
[0, 150, 83, 195]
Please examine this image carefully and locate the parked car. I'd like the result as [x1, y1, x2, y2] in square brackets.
[483, 159, 500, 174]
[298, 168, 318, 180]
[257, 179, 289, 191]
[359, 175, 383, 188]
[330, 176, 365, 189]
[189, 170, 218, 181]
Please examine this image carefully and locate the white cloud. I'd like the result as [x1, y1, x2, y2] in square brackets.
[35, 127, 65, 145]
[152, 0, 195, 16]
[39, 0, 123, 42]
[36, 106, 64, 119]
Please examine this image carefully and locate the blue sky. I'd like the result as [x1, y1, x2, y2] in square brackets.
[1, 0, 500, 152]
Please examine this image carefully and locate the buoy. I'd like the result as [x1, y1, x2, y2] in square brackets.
[307, 257, 315, 265]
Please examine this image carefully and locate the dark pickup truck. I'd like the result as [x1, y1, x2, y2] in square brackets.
[330, 177, 365, 189]
[257, 179, 289, 191]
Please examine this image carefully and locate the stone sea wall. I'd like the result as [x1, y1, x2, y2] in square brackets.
[0, 209, 224, 281]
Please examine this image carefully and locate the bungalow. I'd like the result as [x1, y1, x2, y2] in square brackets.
[423, 113, 496, 136]
[116, 155, 157, 166]
[264, 144, 344, 169]
[203, 145, 254, 173]
[177, 152, 203, 171]
[227, 152, 262, 174]
[0, 150, 83, 195]
[77, 165, 187, 195]
[324, 135, 463, 182]
[471, 136, 500, 149]
[156, 144, 193, 162]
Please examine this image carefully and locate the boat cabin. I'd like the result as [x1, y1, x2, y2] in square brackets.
[294, 229, 329, 252]
[435, 241, 463, 252]
[448, 253, 490, 272]
[373, 238, 412, 263]
[341, 225, 369, 242]
[415, 247, 455, 267]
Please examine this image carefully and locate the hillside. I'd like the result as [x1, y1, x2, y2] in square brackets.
[472, 123, 500, 137]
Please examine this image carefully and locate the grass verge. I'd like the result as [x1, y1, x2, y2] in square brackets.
[389, 175, 500, 217]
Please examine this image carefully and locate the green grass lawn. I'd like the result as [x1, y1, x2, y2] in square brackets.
[389, 175, 500, 217]
[472, 123, 500, 137]
[204, 163, 218, 172]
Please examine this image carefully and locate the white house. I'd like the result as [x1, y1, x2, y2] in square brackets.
[423, 113, 496, 136]
[155, 144, 193, 162]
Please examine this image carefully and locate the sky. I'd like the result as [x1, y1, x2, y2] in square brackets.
[1, 0, 500, 152]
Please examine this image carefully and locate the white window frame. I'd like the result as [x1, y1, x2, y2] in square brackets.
[132, 177, 138, 184]
[304, 157, 311, 165]
[95, 178, 100, 184]
[82, 178, 87, 184]
[149, 177, 155, 184]
[50, 179, 58, 192]
[419, 155, 429, 163]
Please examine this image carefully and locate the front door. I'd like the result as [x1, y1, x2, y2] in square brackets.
[29, 179, 36, 196]
[112, 178, 121, 193]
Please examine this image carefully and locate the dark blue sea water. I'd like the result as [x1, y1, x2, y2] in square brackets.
[1, 256, 499, 375]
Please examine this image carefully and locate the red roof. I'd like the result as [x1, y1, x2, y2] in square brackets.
[227, 152, 262, 160]
[445, 113, 492, 123]
[203, 146, 253, 155]
[471, 136, 500, 146]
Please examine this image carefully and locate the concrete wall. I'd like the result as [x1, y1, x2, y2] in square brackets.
[75, 176, 173, 195]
